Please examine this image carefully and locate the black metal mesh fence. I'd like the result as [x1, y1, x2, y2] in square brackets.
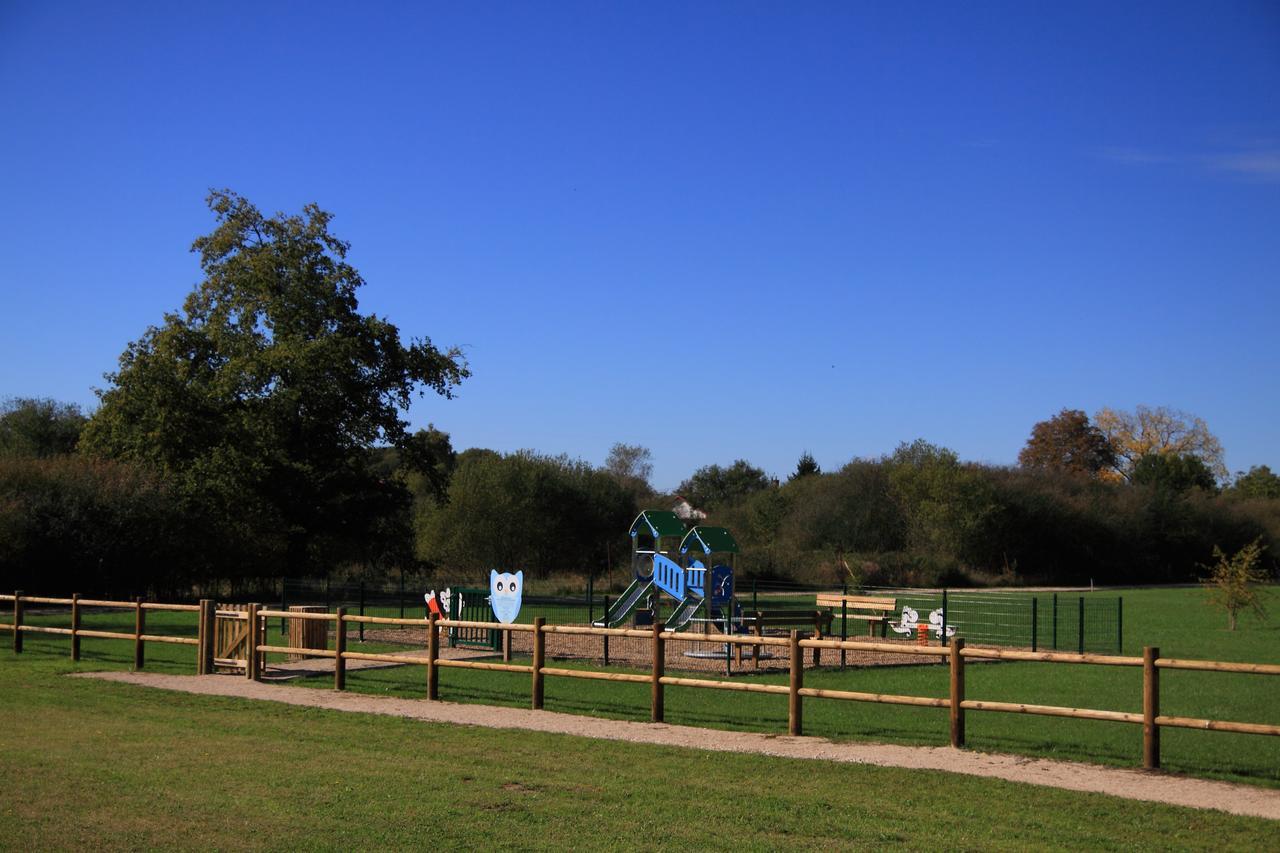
[282, 577, 1124, 657]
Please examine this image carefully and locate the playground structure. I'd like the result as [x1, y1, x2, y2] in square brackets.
[594, 510, 739, 634]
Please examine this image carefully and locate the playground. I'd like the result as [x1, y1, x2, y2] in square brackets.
[334, 510, 1125, 678]
[2, 511, 1278, 800]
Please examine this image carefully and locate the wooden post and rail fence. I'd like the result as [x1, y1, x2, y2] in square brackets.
[3, 591, 1279, 771]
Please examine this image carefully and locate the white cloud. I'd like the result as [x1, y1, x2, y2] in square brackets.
[1206, 150, 1280, 182]
[1095, 142, 1280, 184]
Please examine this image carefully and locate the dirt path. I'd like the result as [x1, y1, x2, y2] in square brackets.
[78, 671, 1280, 821]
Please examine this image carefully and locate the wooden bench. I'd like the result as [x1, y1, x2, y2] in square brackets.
[738, 609, 835, 668]
[815, 594, 897, 638]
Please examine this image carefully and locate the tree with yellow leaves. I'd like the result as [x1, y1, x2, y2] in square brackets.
[1093, 405, 1226, 483]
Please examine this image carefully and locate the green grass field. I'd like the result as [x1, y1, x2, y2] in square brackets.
[2, 643, 1277, 850]
[5, 584, 1278, 801]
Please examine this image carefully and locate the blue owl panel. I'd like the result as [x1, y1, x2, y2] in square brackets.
[489, 570, 523, 624]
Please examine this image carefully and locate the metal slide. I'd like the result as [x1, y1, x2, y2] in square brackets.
[592, 578, 653, 628]
[664, 593, 703, 630]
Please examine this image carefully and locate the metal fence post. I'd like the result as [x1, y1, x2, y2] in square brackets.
[1078, 596, 1085, 655]
[602, 595, 610, 666]
[1117, 597, 1124, 654]
[651, 621, 664, 723]
[1030, 597, 1038, 653]
[359, 581, 365, 643]
[1052, 592, 1058, 651]
[940, 588, 948, 647]
[399, 573, 405, 621]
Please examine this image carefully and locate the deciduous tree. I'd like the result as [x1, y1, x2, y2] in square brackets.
[1230, 465, 1280, 500]
[677, 459, 771, 509]
[0, 398, 87, 457]
[1093, 405, 1226, 482]
[1131, 453, 1217, 493]
[81, 190, 468, 577]
[1202, 538, 1270, 630]
[1017, 409, 1116, 477]
[603, 442, 654, 499]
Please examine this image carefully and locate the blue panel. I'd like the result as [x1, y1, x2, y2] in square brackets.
[709, 565, 734, 605]
[652, 553, 685, 599]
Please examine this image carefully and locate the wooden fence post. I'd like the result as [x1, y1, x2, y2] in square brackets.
[1143, 646, 1160, 769]
[950, 637, 965, 748]
[70, 593, 81, 662]
[245, 603, 260, 681]
[134, 597, 145, 671]
[197, 599, 214, 675]
[531, 617, 546, 710]
[651, 621, 664, 723]
[334, 608, 347, 691]
[196, 599, 206, 674]
[427, 613, 439, 700]
[789, 630, 803, 736]
[13, 590, 23, 654]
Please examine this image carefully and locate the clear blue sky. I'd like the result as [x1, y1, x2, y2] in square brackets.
[2, 2, 1277, 490]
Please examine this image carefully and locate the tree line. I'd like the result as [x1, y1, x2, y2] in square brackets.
[1, 193, 1276, 595]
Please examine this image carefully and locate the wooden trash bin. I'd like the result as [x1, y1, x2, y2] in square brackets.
[288, 605, 329, 661]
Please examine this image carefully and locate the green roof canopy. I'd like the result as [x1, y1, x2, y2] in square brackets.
[679, 526, 739, 555]
[629, 510, 688, 540]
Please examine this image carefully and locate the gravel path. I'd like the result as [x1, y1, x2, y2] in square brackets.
[78, 671, 1280, 821]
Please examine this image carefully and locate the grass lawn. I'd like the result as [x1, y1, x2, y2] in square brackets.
[1, 648, 1278, 850]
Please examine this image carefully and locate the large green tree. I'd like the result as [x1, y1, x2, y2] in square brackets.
[81, 191, 468, 577]
[415, 450, 634, 577]
[1131, 452, 1218, 493]
[1230, 465, 1280, 500]
[677, 459, 772, 510]
[0, 398, 87, 458]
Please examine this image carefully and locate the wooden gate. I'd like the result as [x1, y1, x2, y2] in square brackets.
[215, 603, 251, 672]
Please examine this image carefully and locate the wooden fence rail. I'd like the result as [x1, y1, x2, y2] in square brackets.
[6, 592, 1279, 772]
[250, 608, 1280, 771]
[3, 591, 208, 672]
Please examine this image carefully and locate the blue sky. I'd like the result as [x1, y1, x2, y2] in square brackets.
[2, 2, 1277, 489]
